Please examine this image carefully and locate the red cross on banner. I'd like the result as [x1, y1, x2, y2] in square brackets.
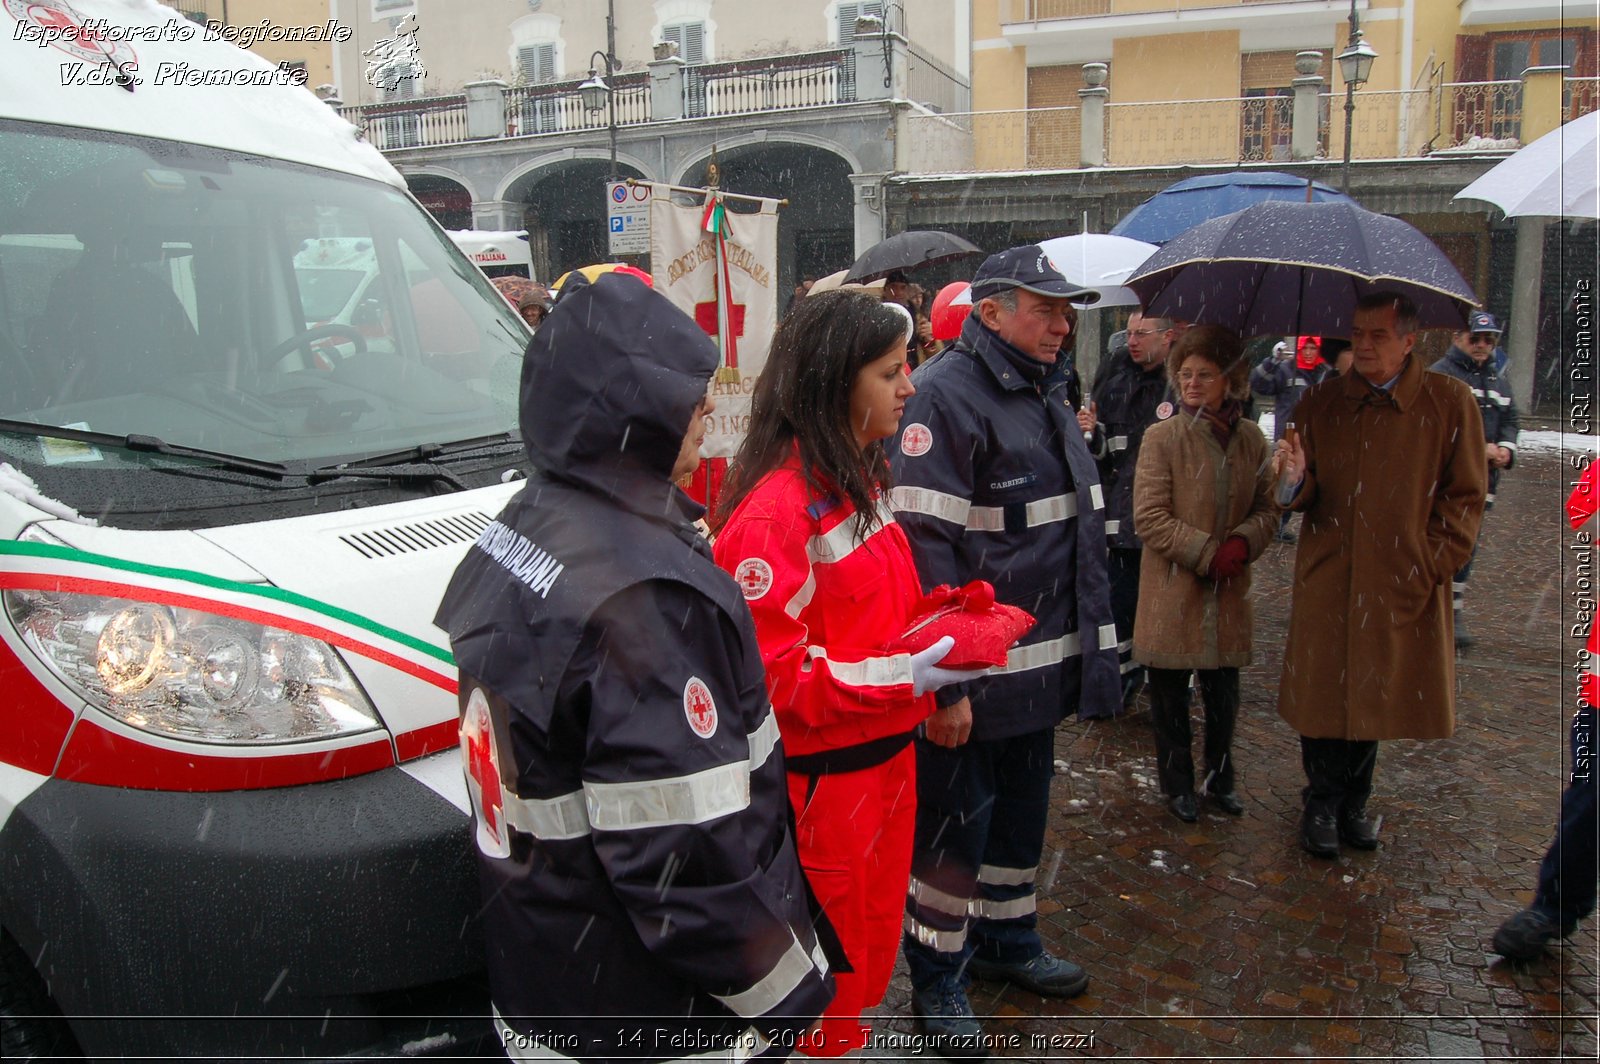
[694, 300, 747, 344]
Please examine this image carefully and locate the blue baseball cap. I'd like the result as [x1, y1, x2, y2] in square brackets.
[969, 245, 1099, 304]
[1466, 310, 1502, 335]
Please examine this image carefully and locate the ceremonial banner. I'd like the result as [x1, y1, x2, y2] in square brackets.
[649, 186, 779, 461]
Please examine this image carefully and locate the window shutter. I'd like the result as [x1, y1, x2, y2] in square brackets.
[838, 1, 884, 45]
[682, 22, 705, 64]
[1454, 34, 1490, 83]
[664, 22, 706, 63]
[518, 42, 556, 84]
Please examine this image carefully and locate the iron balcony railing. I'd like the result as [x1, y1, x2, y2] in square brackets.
[681, 49, 856, 118]
[503, 71, 653, 137]
[900, 76, 1599, 176]
[336, 49, 869, 149]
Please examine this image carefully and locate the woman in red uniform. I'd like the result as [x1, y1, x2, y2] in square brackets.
[713, 290, 977, 1057]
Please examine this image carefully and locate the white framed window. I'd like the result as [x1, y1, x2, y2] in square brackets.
[661, 21, 707, 64]
[517, 42, 557, 84]
[831, 0, 885, 45]
[508, 13, 563, 84]
[653, 0, 715, 62]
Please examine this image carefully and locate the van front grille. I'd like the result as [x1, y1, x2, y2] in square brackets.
[339, 511, 493, 559]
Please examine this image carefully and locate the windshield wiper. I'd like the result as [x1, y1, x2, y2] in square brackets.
[310, 432, 520, 473]
[0, 418, 291, 478]
[306, 463, 470, 491]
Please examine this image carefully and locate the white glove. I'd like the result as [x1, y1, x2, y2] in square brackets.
[909, 635, 990, 697]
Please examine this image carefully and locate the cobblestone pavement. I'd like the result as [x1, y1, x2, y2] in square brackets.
[865, 442, 1599, 1060]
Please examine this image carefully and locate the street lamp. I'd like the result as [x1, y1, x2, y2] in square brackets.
[1336, 0, 1379, 193]
[579, 51, 618, 182]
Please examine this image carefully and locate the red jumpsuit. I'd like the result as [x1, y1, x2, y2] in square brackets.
[715, 454, 934, 1057]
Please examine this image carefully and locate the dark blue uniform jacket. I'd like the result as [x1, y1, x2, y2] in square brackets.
[1089, 350, 1173, 550]
[435, 275, 833, 1062]
[1431, 345, 1520, 505]
[886, 316, 1120, 735]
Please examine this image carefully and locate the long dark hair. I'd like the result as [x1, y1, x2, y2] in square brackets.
[713, 289, 911, 536]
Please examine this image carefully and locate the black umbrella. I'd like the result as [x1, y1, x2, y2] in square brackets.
[1124, 200, 1477, 337]
[843, 230, 982, 284]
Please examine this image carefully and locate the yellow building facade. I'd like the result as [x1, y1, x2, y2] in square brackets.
[970, 0, 1596, 171]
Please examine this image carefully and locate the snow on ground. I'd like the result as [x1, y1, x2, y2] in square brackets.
[1517, 429, 1600, 454]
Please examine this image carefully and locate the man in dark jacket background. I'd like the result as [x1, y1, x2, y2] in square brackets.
[1429, 310, 1520, 649]
[888, 246, 1120, 1058]
[435, 274, 833, 1062]
[1084, 307, 1176, 711]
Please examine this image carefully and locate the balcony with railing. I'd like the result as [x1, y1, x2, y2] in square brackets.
[681, 49, 856, 118]
[999, 0, 1328, 23]
[901, 73, 1598, 175]
[338, 46, 877, 151]
[503, 71, 653, 137]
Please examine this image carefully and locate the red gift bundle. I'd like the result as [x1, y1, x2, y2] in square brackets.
[895, 581, 1036, 670]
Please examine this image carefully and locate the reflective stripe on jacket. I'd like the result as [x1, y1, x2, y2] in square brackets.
[1430, 346, 1521, 504]
[887, 316, 1120, 735]
[1090, 350, 1173, 548]
[713, 455, 933, 764]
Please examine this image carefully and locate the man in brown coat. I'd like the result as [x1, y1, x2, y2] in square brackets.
[1274, 291, 1487, 859]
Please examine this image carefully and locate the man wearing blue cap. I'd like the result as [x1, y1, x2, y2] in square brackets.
[887, 246, 1120, 1058]
[1431, 309, 1520, 649]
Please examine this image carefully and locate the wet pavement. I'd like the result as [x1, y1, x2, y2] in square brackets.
[866, 437, 1599, 1060]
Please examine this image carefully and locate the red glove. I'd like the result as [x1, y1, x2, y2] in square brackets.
[1208, 536, 1249, 581]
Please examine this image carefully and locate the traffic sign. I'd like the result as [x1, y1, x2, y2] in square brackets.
[606, 181, 651, 256]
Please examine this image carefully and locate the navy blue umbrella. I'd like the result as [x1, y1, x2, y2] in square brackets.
[1110, 171, 1357, 246]
[1124, 200, 1478, 337]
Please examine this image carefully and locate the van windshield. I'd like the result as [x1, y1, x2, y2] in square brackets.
[0, 120, 528, 484]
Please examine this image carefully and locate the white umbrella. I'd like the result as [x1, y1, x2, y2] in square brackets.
[1454, 110, 1600, 219]
[1036, 233, 1159, 308]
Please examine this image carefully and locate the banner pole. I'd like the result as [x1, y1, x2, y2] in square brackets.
[636, 177, 787, 209]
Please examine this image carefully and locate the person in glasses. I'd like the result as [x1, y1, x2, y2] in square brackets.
[1131, 325, 1277, 823]
[1084, 308, 1180, 713]
[1429, 310, 1520, 650]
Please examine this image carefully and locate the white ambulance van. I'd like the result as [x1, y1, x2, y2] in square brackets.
[0, 1, 527, 1057]
[446, 229, 534, 280]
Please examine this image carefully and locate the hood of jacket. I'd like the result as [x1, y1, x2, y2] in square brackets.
[519, 273, 718, 516]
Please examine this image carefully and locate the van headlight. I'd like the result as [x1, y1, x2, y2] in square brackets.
[4, 589, 382, 745]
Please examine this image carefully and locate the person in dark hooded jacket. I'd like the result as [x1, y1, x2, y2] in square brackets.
[435, 273, 834, 1062]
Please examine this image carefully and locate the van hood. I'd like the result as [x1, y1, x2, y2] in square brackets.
[0, 0, 402, 188]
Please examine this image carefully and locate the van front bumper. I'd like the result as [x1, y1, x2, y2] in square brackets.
[0, 756, 489, 1059]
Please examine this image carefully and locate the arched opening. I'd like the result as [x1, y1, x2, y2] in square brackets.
[504, 159, 648, 284]
[404, 174, 473, 230]
[680, 143, 854, 312]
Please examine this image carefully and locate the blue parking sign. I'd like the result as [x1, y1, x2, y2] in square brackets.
[610, 217, 624, 233]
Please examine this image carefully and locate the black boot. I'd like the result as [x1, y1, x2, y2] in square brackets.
[1299, 803, 1339, 859]
[1338, 805, 1379, 850]
[1454, 609, 1474, 650]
